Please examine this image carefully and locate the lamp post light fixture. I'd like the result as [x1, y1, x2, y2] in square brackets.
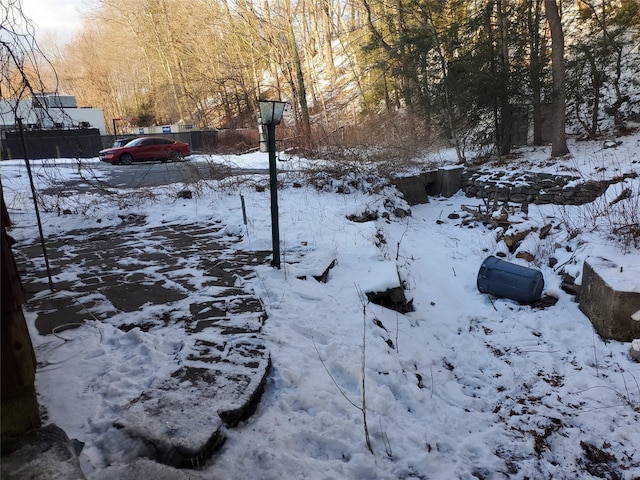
[259, 99, 287, 269]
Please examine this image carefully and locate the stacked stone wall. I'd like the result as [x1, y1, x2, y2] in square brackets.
[461, 170, 630, 205]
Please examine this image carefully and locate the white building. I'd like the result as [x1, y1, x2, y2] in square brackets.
[0, 94, 107, 135]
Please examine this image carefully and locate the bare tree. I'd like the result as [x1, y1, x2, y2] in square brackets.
[1, 1, 58, 102]
[28, 0, 638, 156]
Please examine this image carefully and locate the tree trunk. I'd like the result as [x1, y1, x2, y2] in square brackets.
[288, 24, 312, 146]
[545, 0, 569, 157]
[422, 3, 465, 163]
[528, 0, 544, 145]
[587, 51, 603, 138]
[496, 0, 512, 156]
[322, 0, 337, 82]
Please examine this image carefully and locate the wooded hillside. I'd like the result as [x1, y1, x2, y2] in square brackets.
[5, 0, 640, 157]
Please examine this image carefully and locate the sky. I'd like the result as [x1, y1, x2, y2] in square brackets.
[21, 0, 94, 43]
[1, 133, 639, 479]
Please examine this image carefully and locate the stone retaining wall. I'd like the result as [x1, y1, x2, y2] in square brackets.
[395, 168, 634, 207]
[461, 170, 630, 206]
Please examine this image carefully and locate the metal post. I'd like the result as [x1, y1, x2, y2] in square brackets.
[240, 194, 247, 226]
[267, 123, 280, 269]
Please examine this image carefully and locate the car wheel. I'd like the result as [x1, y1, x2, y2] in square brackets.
[171, 151, 183, 162]
[120, 153, 133, 165]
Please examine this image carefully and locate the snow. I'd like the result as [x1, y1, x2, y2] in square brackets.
[586, 255, 640, 293]
[2, 133, 640, 479]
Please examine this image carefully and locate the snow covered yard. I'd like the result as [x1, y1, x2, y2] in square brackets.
[1, 132, 639, 479]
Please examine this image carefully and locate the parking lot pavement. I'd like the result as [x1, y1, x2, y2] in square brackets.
[12, 218, 272, 470]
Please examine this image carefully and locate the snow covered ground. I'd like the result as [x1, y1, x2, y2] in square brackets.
[1, 132, 639, 479]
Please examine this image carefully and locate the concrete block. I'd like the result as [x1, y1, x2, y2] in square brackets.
[393, 167, 463, 204]
[579, 257, 640, 341]
[438, 165, 464, 198]
[393, 171, 437, 205]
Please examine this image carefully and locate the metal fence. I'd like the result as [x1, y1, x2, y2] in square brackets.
[0, 129, 224, 160]
[1, 128, 103, 160]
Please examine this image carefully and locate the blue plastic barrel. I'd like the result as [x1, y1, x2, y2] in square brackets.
[477, 256, 544, 304]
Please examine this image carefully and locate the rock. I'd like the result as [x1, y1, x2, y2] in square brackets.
[289, 252, 336, 283]
[503, 227, 536, 249]
[177, 189, 193, 199]
[94, 458, 204, 480]
[516, 251, 536, 262]
[313, 259, 336, 283]
[366, 286, 414, 313]
[114, 343, 271, 468]
[347, 210, 378, 223]
[493, 211, 509, 224]
[393, 207, 411, 218]
[534, 294, 559, 308]
[539, 224, 553, 239]
[514, 232, 540, 263]
[630, 339, 640, 362]
[560, 272, 580, 297]
[1, 424, 86, 480]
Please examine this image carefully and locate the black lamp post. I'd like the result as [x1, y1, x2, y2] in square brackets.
[259, 100, 287, 269]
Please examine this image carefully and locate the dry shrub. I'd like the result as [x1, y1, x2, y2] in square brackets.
[212, 129, 260, 155]
[275, 112, 451, 193]
[606, 186, 640, 250]
[558, 181, 640, 251]
[307, 111, 449, 163]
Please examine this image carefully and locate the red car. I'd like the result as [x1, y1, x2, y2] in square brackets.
[99, 137, 191, 165]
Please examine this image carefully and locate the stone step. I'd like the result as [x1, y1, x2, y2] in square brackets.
[114, 338, 270, 469]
